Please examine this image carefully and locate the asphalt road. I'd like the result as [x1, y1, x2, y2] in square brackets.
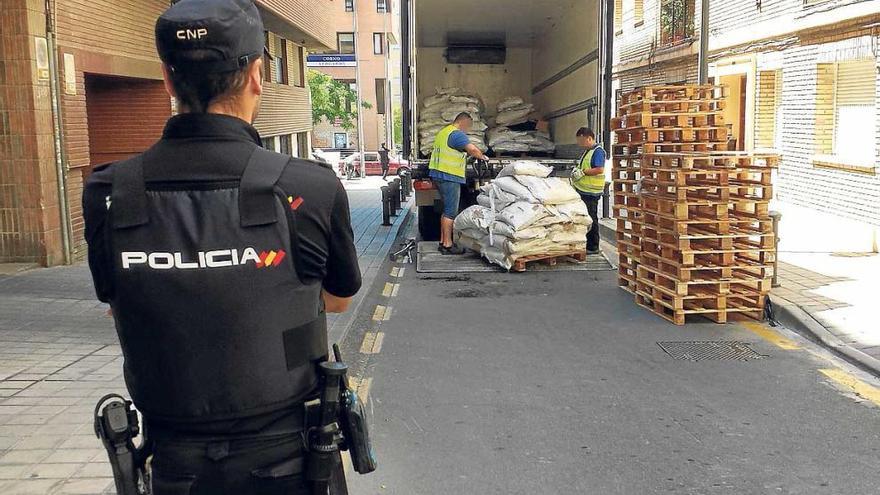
[341, 248, 880, 494]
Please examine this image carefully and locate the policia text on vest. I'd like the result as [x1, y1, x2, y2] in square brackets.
[83, 1, 367, 493]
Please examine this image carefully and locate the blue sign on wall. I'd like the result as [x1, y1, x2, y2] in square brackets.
[307, 54, 357, 67]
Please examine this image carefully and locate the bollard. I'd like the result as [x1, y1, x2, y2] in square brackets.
[390, 180, 400, 216]
[769, 210, 782, 288]
[392, 179, 402, 212]
[602, 182, 611, 219]
[381, 186, 392, 226]
[401, 173, 411, 198]
[397, 177, 406, 204]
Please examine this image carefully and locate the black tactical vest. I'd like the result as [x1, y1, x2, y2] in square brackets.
[107, 147, 326, 423]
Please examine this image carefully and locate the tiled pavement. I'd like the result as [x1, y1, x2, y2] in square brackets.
[0, 182, 411, 494]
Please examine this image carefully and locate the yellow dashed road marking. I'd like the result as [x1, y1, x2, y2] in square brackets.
[356, 377, 372, 402]
[819, 368, 880, 407]
[741, 321, 800, 350]
[360, 332, 385, 354]
[391, 267, 405, 278]
[349, 377, 373, 402]
[360, 332, 377, 354]
[382, 283, 400, 297]
[372, 305, 393, 321]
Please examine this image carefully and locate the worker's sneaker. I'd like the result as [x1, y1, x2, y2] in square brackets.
[586, 248, 600, 255]
[439, 245, 466, 255]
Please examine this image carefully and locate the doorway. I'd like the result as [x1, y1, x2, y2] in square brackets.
[719, 73, 748, 151]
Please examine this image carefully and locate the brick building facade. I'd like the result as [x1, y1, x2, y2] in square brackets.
[309, 0, 399, 153]
[0, 0, 333, 266]
[613, 0, 880, 233]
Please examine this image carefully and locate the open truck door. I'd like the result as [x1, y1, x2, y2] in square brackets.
[401, 0, 613, 241]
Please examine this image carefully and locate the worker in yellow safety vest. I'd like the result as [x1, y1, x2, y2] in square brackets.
[570, 127, 606, 254]
[429, 112, 489, 255]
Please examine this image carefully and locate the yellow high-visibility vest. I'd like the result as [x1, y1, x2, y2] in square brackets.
[572, 146, 606, 194]
[429, 124, 467, 178]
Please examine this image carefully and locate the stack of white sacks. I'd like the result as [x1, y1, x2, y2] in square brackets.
[487, 96, 555, 154]
[418, 87, 489, 157]
[453, 161, 592, 270]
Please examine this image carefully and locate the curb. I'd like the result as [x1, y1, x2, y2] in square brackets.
[328, 199, 414, 346]
[771, 294, 880, 378]
[600, 216, 880, 378]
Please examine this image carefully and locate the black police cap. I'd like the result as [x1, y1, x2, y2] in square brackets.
[156, 0, 268, 74]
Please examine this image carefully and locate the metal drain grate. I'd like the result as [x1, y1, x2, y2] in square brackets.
[657, 341, 767, 361]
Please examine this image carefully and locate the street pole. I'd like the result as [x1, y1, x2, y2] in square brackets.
[383, 4, 393, 151]
[353, 0, 366, 178]
[698, 0, 710, 84]
[600, 0, 615, 151]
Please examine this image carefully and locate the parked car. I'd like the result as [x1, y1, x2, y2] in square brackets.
[339, 152, 410, 178]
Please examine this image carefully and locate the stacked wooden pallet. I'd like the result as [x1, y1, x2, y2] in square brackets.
[611, 85, 728, 295]
[634, 152, 778, 324]
[612, 85, 779, 325]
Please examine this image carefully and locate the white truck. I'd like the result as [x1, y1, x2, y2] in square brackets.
[399, 0, 614, 240]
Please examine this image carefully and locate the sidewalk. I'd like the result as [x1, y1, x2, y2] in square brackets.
[768, 201, 880, 374]
[0, 179, 411, 494]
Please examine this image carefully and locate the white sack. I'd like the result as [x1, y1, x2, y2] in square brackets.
[496, 161, 553, 179]
[496, 202, 548, 231]
[453, 205, 493, 234]
[514, 176, 581, 205]
[493, 177, 539, 203]
[497, 96, 524, 112]
[492, 142, 531, 153]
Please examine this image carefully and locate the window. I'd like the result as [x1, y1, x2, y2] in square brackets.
[345, 0, 353, 12]
[755, 70, 782, 150]
[340, 80, 356, 113]
[290, 45, 305, 87]
[279, 134, 293, 155]
[614, 0, 622, 34]
[273, 36, 288, 84]
[263, 32, 272, 82]
[660, 0, 695, 45]
[634, 0, 644, 25]
[375, 78, 387, 115]
[262, 136, 278, 152]
[373, 33, 385, 55]
[833, 60, 876, 164]
[377, 0, 389, 13]
[338, 32, 355, 54]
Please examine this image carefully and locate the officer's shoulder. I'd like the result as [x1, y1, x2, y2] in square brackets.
[280, 156, 339, 182]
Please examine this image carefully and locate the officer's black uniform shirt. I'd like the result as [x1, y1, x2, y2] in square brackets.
[83, 113, 362, 434]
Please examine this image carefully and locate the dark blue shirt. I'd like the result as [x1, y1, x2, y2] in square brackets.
[585, 144, 606, 168]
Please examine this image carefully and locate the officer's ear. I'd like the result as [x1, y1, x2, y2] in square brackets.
[248, 58, 264, 97]
[161, 64, 178, 99]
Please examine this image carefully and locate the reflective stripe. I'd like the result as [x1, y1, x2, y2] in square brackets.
[572, 146, 606, 194]
[429, 125, 467, 178]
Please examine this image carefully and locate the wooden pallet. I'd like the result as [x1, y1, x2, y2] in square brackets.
[639, 211, 772, 237]
[639, 250, 772, 282]
[642, 152, 779, 170]
[635, 288, 764, 325]
[618, 253, 639, 294]
[512, 251, 587, 272]
[618, 101, 726, 117]
[615, 127, 727, 145]
[637, 264, 771, 297]
[614, 112, 726, 130]
[619, 85, 725, 106]
[613, 142, 730, 156]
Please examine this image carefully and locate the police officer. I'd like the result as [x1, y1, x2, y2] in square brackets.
[82, 0, 361, 493]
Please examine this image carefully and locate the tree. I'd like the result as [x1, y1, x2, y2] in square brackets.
[308, 70, 372, 131]
[392, 104, 403, 146]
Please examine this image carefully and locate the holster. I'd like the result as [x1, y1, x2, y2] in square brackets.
[94, 394, 152, 495]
